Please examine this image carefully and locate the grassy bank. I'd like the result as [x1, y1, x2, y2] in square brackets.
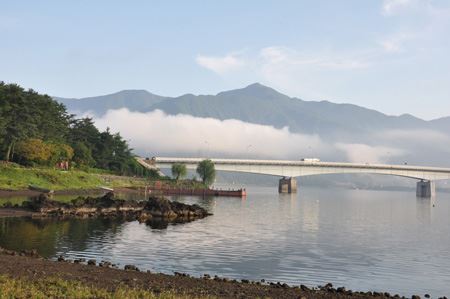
[0, 275, 205, 299]
[0, 163, 149, 191]
[0, 163, 210, 192]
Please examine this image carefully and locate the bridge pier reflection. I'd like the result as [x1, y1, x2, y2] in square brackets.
[416, 180, 436, 198]
[278, 177, 297, 193]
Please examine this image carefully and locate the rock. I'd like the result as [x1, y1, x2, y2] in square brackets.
[412, 296, 421, 299]
[0, 247, 41, 258]
[99, 261, 112, 268]
[23, 193, 67, 214]
[145, 196, 210, 220]
[57, 255, 65, 262]
[87, 259, 96, 266]
[21, 249, 40, 258]
[424, 295, 430, 299]
[124, 264, 140, 271]
[20, 194, 211, 227]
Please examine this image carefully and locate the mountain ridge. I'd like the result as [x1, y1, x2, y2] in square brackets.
[53, 83, 448, 140]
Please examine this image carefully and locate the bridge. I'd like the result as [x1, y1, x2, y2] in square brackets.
[136, 157, 450, 197]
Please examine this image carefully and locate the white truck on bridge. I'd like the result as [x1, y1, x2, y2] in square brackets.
[301, 158, 320, 163]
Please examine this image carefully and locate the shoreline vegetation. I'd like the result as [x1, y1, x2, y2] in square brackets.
[0, 162, 209, 194]
[0, 248, 436, 299]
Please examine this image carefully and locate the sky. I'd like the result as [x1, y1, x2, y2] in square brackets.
[1, 0, 450, 120]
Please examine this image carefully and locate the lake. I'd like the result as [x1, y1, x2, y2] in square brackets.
[1, 186, 449, 297]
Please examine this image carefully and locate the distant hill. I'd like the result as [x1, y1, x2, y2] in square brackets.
[54, 83, 448, 142]
[429, 116, 450, 131]
[54, 90, 167, 115]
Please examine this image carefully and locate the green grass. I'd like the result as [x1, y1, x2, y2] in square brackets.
[0, 275, 211, 299]
[0, 163, 149, 191]
[0, 163, 210, 193]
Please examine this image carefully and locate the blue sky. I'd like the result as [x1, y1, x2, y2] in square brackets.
[1, 0, 449, 119]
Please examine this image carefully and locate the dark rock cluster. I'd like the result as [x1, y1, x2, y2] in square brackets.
[0, 246, 41, 258]
[21, 193, 211, 227]
[138, 197, 211, 222]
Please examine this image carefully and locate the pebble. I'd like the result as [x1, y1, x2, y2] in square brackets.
[87, 259, 96, 266]
[124, 264, 140, 272]
[300, 284, 309, 291]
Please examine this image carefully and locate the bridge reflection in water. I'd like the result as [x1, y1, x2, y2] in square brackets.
[137, 157, 450, 198]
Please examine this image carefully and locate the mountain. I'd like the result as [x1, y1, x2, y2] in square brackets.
[54, 90, 167, 115]
[429, 116, 450, 131]
[152, 83, 432, 139]
[54, 83, 446, 142]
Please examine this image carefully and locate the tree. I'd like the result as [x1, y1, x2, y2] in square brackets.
[71, 142, 95, 167]
[196, 159, 216, 187]
[48, 142, 74, 165]
[15, 138, 52, 165]
[0, 83, 72, 161]
[0, 82, 151, 177]
[171, 163, 187, 182]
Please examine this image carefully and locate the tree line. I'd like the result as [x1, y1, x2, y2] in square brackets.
[0, 82, 155, 176]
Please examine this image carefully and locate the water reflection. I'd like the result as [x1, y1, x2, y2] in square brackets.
[0, 217, 126, 257]
[0, 187, 449, 296]
[415, 197, 436, 224]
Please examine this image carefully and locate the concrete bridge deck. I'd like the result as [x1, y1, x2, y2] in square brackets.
[137, 157, 450, 197]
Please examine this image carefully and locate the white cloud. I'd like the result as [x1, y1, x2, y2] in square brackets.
[196, 52, 245, 75]
[93, 109, 329, 159]
[378, 129, 450, 146]
[379, 32, 415, 53]
[91, 108, 414, 165]
[382, 0, 414, 16]
[260, 46, 370, 70]
[335, 143, 404, 164]
[380, 39, 402, 53]
[256, 46, 373, 100]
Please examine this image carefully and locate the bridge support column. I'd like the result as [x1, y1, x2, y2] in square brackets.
[279, 177, 297, 193]
[416, 180, 436, 198]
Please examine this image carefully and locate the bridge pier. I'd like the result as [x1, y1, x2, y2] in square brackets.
[278, 177, 297, 193]
[416, 180, 436, 198]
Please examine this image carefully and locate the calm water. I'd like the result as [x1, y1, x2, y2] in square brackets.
[1, 186, 449, 297]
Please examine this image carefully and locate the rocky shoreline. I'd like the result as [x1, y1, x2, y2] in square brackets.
[0, 247, 443, 299]
[1, 192, 212, 226]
